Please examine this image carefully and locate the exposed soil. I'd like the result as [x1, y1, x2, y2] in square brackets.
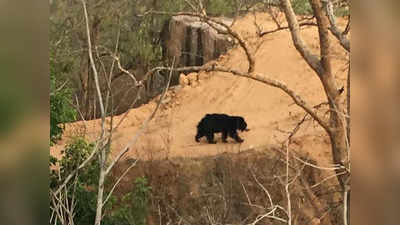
[52, 12, 348, 168]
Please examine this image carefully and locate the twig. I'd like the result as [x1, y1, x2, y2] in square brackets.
[285, 140, 292, 225]
[183, 0, 198, 13]
[260, 21, 317, 36]
[111, 54, 140, 86]
[241, 183, 265, 210]
[309, 171, 347, 188]
[291, 153, 345, 171]
[50, 80, 69, 96]
[73, 94, 87, 125]
[251, 171, 274, 208]
[53, 140, 104, 196]
[102, 159, 138, 206]
[104, 57, 175, 176]
[212, 66, 332, 135]
[248, 206, 287, 225]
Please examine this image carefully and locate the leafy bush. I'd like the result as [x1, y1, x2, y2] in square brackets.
[50, 55, 76, 145]
[292, 0, 313, 15]
[108, 177, 152, 225]
[334, 6, 350, 17]
[50, 138, 98, 225]
[50, 138, 152, 225]
[206, 0, 236, 16]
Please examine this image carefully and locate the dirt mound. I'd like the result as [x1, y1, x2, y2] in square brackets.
[51, 12, 348, 167]
[112, 149, 340, 225]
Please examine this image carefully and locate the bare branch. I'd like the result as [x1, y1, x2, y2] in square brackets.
[140, 11, 256, 73]
[267, 4, 283, 29]
[50, 80, 69, 96]
[102, 159, 138, 206]
[212, 66, 332, 134]
[310, 0, 333, 76]
[310, 171, 347, 189]
[111, 54, 140, 86]
[252, 11, 263, 36]
[53, 140, 104, 196]
[248, 207, 288, 225]
[279, 0, 323, 75]
[104, 58, 176, 176]
[260, 21, 317, 36]
[343, 17, 350, 35]
[324, 0, 350, 51]
[183, 0, 198, 13]
[246, 171, 288, 224]
[134, 62, 332, 136]
[291, 152, 345, 171]
[80, 2, 110, 225]
[251, 172, 274, 208]
[81, 0, 105, 121]
[346, 63, 350, 145]
[241, 183, 265, 210]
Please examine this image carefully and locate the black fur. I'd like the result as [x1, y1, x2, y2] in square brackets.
[195, 113, 248, 144]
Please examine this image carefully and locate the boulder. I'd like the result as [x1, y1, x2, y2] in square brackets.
[179, 73, 189, 86]
[161, 15, 233, 84]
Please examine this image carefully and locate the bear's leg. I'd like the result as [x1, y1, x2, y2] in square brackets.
[229, 130, 244, 143]
[195, 131, 203, 142]
[222, 130, 228, 143]
[206, 133, 217, 144]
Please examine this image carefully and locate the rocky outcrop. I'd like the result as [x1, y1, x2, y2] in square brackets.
[161, 15, 233, 70]
[86, 16, 234, 119]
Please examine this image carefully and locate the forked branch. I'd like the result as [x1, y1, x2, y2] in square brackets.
[324, 0, 350, 51]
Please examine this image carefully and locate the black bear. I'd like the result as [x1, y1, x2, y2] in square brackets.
[195, 113, 249, 144]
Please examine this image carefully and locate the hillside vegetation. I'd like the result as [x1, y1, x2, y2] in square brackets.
[50, 1, 350, 225]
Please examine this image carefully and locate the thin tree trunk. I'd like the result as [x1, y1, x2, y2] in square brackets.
[94, 149, 106, 225]
[346, 64, 350, 145]
[310, 0, 349, 189]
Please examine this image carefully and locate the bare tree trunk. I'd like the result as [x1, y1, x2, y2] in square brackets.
[346, 64, 350, 145]
[81, 1, 107, 225]
[310, 0, 349, 189]
[94, 149, 106, 225]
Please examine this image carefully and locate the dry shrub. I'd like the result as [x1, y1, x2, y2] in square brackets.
[111, 147, 343, 225]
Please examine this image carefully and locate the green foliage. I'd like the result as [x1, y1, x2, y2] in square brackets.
[334, 6, 350, 17]
[206, 0, 236, 16]
[131, 177, 152, 225]
[59, 138, 98, 182]
[291, 0, 313, 15]
[50, 138, 99, 225]
[50, 55, 76, 145]
[108, 177, 152, 225]
[49, 137, 98, 188]
[50, 138, 152, 225]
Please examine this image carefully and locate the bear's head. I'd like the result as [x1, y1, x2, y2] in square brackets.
[236, 117, 248, 131]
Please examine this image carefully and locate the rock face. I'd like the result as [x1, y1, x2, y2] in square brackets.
[86, 16, 234, 119]
[161, 15, 233, 82]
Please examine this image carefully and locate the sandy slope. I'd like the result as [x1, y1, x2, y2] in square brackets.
[52, 13, 348, 166]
